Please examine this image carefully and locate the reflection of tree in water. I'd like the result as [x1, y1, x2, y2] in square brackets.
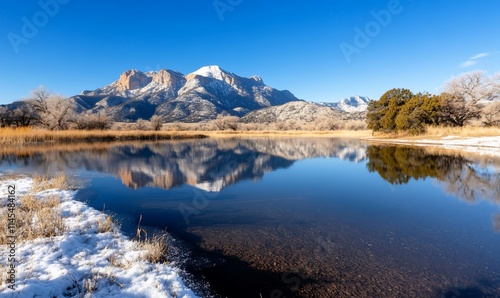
[366, 145, 500, 204]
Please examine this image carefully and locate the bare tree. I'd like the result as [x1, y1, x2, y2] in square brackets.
[439, 71, 497, 127]
[481, 101, 500, 127]
[26, 87, 73, 130]
[0, 106, 9, 127]
[274, 121, 286, 131]
[11, 103, 36, 127]
[135, 118, 148, 130]
[213, 115, 239, 131]
[150, 115, 163, 131]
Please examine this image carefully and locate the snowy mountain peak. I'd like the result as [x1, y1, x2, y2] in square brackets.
[192, 65, 231, 81]
[343, 96, 370, 106]
[316, 96, 371, 113]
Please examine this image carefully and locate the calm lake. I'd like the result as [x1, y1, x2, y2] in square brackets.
[2, 138, 500, 297]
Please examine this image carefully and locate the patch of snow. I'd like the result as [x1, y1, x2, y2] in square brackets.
[0, 177, 198, 298]
[192, 65, 229, 81]
[390, 136, 500, 157]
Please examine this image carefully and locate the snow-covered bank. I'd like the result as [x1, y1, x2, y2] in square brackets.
[0, 176, 198, 297]
[372, 136, 500, 157]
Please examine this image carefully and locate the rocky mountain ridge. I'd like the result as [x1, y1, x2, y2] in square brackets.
[71, 66, 300, 122]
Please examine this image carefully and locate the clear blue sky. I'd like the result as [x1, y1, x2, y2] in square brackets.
[1, 0, 500, 104]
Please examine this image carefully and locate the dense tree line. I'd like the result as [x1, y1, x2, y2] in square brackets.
[367, 71, 500, 133]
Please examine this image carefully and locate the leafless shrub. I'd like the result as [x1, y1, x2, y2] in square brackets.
[150, 115, 163, 131]
[0, 103, 37, 127]
[481, 101, 500, 127]
[273, 121, 286, 131]
[316, 119, 342, 131]
[73, 112, 112, 130]
[135, 118, 148, 130]
[344, 120, 367, 131]
[213, 115, 239, 131]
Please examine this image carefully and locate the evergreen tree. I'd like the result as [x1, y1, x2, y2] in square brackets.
[366, 88, 413, 132]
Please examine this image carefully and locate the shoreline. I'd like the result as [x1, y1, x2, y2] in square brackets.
[1, 127, 499, 157]
[0, 175, 198, 297]
[367, 136, 500, 157]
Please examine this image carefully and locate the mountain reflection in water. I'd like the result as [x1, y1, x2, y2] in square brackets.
[1, 138, 500, 297]
[2, 139, 498, 205]
[1, 138, 367, 192]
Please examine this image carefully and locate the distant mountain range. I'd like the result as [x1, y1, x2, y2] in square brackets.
[70, 66, 300, 122]
[316, 96, 371, 113]
[1, 65, 371, 123]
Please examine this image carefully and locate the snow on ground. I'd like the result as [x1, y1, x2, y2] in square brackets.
[0, 177, 198, 298]
[382, 136, 500, 157]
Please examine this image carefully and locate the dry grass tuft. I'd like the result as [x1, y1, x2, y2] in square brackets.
[82, 270, 123, 295]
[134, 215, 170, 263]
[137, 234, 170, 264]
[97, 215, 116, 234]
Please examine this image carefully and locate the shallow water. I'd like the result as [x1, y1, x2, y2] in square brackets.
[2, 138, 500, 297]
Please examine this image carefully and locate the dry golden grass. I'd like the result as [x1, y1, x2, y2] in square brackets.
[0, 177, 66, 245]
[137, 234, 170, 264]
[423, 126, 500, 138]
[0, 140, 166, 156]
[135, 215, 169, 263]
[0, 127, 207, 146]
[97, 215, 116, 234]
[32, 172, 72, 192]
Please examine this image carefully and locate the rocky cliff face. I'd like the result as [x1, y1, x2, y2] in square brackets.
[116, 70, 152, 92]
[72, 66, 300, 122]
